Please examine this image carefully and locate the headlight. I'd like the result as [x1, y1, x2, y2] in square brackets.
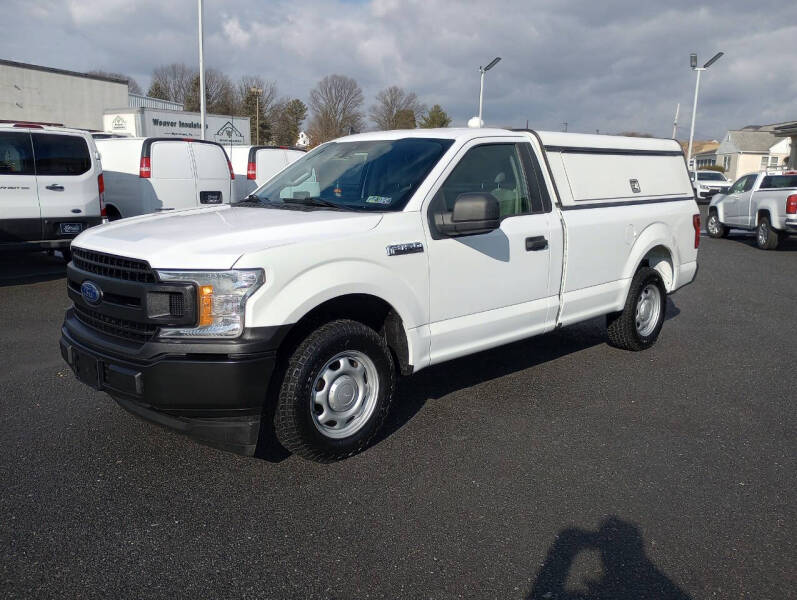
[156, 269, 264, 338]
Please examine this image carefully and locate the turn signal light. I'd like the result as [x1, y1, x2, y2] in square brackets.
[787, 194, 797, 215]
[198, 285, 214, 326]
[246, 161, 256, 180]
[139, 156, 151, 178]
[693, 214, 701, 248]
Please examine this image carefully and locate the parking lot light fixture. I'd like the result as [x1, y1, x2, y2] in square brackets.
[477, 56, 501, 127]
[687, 51, 724, 169]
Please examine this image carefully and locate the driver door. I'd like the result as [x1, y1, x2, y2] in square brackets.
[424, 138, 559, 365]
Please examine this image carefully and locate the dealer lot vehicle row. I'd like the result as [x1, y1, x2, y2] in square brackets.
[60, 128, 699, 461]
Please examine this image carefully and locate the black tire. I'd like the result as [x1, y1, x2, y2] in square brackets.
[274, 319, 395, 462]
[606, 267, 667, 351]
[756, 216, 780, 250]
[106, 206, 122, 221]
[706, 211, 729, 238]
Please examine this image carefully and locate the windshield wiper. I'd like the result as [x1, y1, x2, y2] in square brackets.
[282, 197, 359, 211]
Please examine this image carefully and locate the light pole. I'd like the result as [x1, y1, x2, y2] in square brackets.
[686, 51, 723, 170]
[250, 87, 263, 145]
[477, 56, 501, 126]
[197, 0, 206, 140]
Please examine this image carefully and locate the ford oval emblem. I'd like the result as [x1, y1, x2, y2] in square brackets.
[81, 280, 102, 305]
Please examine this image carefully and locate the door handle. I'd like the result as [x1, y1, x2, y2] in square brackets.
[46, 184, 64, 191]
[526, 236, 548, 251]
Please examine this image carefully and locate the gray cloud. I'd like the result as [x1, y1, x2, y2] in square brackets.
[3, 0, 795, 139]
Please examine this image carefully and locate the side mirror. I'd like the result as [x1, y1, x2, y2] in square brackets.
[435, 192, 500, 236]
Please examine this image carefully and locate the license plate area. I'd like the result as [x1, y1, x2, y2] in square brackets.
[200, 191, 222, 204]
[73, 349, 101, 389]
[59, 223, 83, 235]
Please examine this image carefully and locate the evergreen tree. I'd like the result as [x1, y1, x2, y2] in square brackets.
[420, 104, 452, 128]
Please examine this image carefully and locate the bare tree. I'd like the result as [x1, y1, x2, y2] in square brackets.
[369, 86, 425, 130]
[150, 63, 195, 105]
[307, 74, 364, 144]
[89, 70, 142, 95]
[184, 68, 236, 114]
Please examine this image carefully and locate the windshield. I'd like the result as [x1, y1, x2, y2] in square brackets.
[697, 172, 727, 181]
[241, 138, 453, 211]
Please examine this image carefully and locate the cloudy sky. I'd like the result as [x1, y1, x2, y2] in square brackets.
[4, 0, 796, 139]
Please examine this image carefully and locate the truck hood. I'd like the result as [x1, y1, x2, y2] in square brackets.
[73, 206, 383, 269]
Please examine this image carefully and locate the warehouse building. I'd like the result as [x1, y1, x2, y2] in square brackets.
[0, 59, 128, 130]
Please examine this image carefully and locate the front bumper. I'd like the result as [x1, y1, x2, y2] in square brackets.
[60, 312, 288, 455]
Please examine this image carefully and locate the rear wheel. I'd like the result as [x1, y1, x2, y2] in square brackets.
[106, 206, 122, 221]
[756, 216, 780, 250]
[607, 267, 667, 351]
[274, 319, 395, 462]
[706, 212, 728, 238]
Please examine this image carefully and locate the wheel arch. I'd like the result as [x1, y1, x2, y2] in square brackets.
[622, 223, 677, 292]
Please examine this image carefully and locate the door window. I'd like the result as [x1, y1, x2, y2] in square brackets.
[432, 143, 544, 219]
[32, 134, 91, 175]
[729, 175, 753, 194]
[0, 132, 35, 175]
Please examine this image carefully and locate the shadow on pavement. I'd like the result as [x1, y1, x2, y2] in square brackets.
[0, 251, 67, 287]
[527, 517, 693, 600]
[723, 230, 797, 252]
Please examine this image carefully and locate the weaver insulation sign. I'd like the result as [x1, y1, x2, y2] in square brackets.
[103, 108, 250, 145]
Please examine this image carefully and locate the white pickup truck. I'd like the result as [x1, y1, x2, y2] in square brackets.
[707, 171, 797, 249]
[60, 128, 699, 461]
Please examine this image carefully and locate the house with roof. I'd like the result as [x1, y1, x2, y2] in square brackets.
[715, 124, 792, 181]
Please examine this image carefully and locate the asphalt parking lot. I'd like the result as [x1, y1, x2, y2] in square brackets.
[1, 209, 795, 599]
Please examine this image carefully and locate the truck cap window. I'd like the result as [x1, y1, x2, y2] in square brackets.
[760, 174, 797, 189]
[240, 138, 453, 211]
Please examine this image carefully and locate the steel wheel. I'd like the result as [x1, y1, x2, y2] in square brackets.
[635, 283, 662, 337]
[757, 221, 768, 246]
[707, 214, 720, 236]
[311, 350, 380, 439]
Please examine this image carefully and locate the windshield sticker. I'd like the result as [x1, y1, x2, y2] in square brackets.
[366, 195, 392, 205]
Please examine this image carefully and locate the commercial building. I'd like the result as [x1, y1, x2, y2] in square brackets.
[0, 59, 128, 130]
[103, 108, 250, 146]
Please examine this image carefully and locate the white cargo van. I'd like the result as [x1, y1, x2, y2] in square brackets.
[62, 128, 699, 461]
[96, 137, 234, 219]
[0, 123, 105, 259]
[228, 145, 305, 201]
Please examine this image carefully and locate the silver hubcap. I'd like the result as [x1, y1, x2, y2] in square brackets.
[708, 215, 719, 235]
[635, 283, 662, 337]
[758, 223, 768, 245]
[311, 351, 379, 439]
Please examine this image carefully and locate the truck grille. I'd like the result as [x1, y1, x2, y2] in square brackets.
[73, 304, 158, 343]
[72, 248, 156, 283]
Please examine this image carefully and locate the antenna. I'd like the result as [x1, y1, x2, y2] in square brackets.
[672, 103, 680, 139]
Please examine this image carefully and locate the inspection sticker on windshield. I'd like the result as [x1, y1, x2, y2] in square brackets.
[366, 195, 392, 205]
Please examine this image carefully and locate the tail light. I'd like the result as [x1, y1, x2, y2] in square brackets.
[787, 194, 797, 215]
[246, 161, 256, 180]
[227, 159, 235, 180]
[139, 156, 151, 178]
[98, 174, 107, 217]
[693, 214, 701, 248]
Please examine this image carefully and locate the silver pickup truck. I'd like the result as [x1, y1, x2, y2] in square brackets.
[706, 171, 797, 249]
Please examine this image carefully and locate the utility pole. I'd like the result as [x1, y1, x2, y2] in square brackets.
[250, 87, 263, 145]
[672, 103, 680, 140]
[197, 0, 206, 140]
[562, 122, 568, 132]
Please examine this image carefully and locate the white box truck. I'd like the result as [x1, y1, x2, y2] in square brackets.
[61, 128, 699, 461]
[96, 137, 234, 219]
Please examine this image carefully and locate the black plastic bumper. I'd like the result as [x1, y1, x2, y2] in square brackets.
[60, 314, 289, 455]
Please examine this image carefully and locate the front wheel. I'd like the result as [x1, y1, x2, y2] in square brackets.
[756, 217, 780, 250]
[607, 267, 667, 351]
[706, 212, 729, 238]
[274, 319, 395, 462]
